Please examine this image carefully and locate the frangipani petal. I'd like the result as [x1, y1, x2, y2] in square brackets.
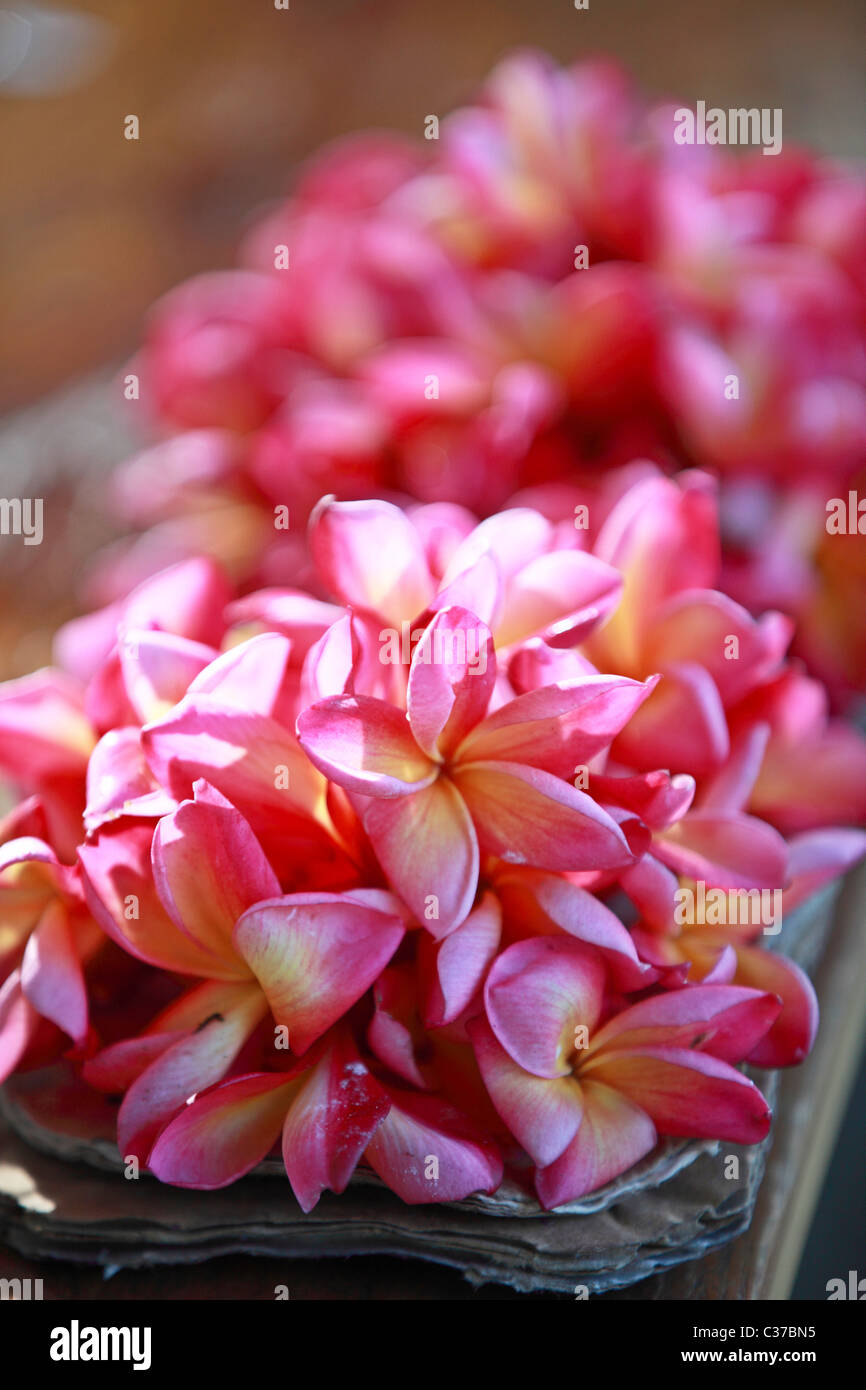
[698, 943, 739, 985]
[153, 781, 279, 962]
[301, 612, 385, 705]
[118, 629, 217, 724]
[698, 723, 771, 815]
[85, 978, 266, 1095]
[655, 811, 789, 890]
[442, 508, 553, 586]
[143, 696, 325, 820]
[297, 694, 437, 796]
[649, 591, 790, 705]
[79, 822, 240, 979]
[364, 1091, 503, 1203]
[508, 639, 599, 693]
[618, 854, 683, 931]
[149, 1071, 300, 1188]
[456, 676, 656, 777]
[594, 471, 719, 664]
[0, 670, 95, 784]
[452, 760, 636, 872]
[612, 662, 729, 777]
[496, 549, 623, 648]
[0, 973, 39, 1085]
[187, 632, 294, 720]
[732, 945, 818, 1068]
[85, 728, 175, 833]
[121, 555, 232, 647]
[84, 1032, 187, 1093]
[0, 834, 78, 901]
[407, 607, 495, 760]
[587, 983, 781, 1064]
[226, 589, 342, 650]
[429, 552, 502, 631]
[585, 1045, 773, 1142]
[592, 769, 696, 831]
[367, 965, 428, 1088]
[468, 1015, 583, 1167]
[749, 720, 866, 834]
[485, 936, 606, 1078]
[492, 865, 653, 990]
[362, 778, 479, 937]
[20, 901, 89, 1042]
[117, 983, 268, 1160]
[282, 1032, 389, 1211]
[310, 495, 433, 626]
[421, 892, 502, 1027]
[233, 893, 404, 1054]
[148, 1067, 297, 1189]
[783, 829, 866, 913]
[535, 1079, 657, 1209]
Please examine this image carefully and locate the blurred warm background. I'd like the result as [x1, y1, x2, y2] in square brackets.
[1, 0, 864, 677]
[3, 0, 865, 413]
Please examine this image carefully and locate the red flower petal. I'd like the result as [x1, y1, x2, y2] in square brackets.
[282, 1032, 389, 1211]
[364, 1091, 503, 1204]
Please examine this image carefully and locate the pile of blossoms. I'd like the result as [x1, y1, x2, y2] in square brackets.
[2, 475, 865, 1209]
[98, 52, 866, 706]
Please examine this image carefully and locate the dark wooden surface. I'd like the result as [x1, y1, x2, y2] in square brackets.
[1, 0, 864, 676]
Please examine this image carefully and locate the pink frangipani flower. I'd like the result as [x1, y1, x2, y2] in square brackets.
[298, 604, 656, 933]
[470, 936, 780, 1208]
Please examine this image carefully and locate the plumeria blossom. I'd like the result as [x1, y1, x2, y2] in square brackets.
[79, 779, 504, 1205]
[469, 937, 779, 1209]
[585, 470, 793, 779]
[82, 782, 423, 1184]
[308, 494, 625, 658]
[297, 603, 657, 934]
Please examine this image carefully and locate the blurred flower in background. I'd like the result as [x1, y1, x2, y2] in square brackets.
[91, 52, 866, 708]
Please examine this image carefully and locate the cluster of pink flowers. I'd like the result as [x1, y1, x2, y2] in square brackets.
[2, 473, 865, 1209]
[1, 52, 864, 1213]
[97, 52, 866, 705]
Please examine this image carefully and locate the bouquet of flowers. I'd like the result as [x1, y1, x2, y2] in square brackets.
[1, 53, 864, 1214]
